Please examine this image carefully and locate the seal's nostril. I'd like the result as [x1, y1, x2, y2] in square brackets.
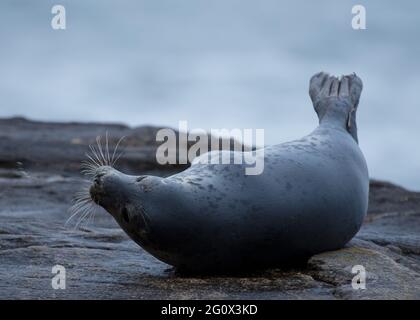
[94, 172, 106, 185]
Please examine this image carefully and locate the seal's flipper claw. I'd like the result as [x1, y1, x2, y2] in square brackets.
[330, 77, 340, 97]
[348, 74, 363, 108]
[309, 72, 328, 103]
[339, 76, 350, 98]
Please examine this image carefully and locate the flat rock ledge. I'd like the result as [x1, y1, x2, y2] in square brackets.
[0, 118, 419, 299]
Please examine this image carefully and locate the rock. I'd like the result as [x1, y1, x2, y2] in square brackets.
[308, 239, 420, 299]
[0, 117, 419, 299]
[368, 180, 420, 215]
[0, 117, 243, 175]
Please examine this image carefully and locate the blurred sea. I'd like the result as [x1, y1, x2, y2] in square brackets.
[0, 0, 419, 190]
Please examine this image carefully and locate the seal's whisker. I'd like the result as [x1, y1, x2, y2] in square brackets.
[84, 205, 96, 228]
[73, 196, 95, 227]
[96, 136, 108, 166]
[86, 149, 102, 167]
[66, 180, 95, 228]
[90, 209, 96, 225]
[68, 207, 89, 229]
[81, 170, 96, 177]
[89, 145, 103, 166]
[74, 205, 92, 230]
[73, 193, 91, 203]
[105, 131, 111, 166]
[73, 191, 91, 200]
[81, 164, 98, 176]
[81, 160, 98, 169]
[81, 169, 96, 176]
[78, 204, 93, 229]
[66, 200, 90, 226]
[70, 195, 91, 207]
[72, 193, 91, 202]
[65, 208, 82, 226]
[81, 163, 98, 174]
[112, 151, 123, 167]
[111, 136, 126, 165]
[68, 199, 91, 216]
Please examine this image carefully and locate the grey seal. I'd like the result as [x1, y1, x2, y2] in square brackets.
[88, 72, 368, 273]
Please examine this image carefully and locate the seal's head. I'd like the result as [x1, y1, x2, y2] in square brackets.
[89, 166, 151, 239]
[89, 166, 129, 217]
[88, 165, 186, 268]
[67, 134, 165, 256]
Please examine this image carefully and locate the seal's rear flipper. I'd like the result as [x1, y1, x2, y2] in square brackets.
[309, 72, 363, 143]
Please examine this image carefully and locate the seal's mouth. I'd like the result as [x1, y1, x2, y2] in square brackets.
[89, 171, 106, 205]
[89, 183, 102, 205]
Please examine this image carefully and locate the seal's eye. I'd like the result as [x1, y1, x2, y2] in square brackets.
[121, 207, 130, 223]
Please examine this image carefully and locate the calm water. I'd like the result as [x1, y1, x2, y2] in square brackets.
[1, 0, 419, 190]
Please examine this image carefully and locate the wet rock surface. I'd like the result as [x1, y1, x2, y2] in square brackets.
[0, 117, 419, 299]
